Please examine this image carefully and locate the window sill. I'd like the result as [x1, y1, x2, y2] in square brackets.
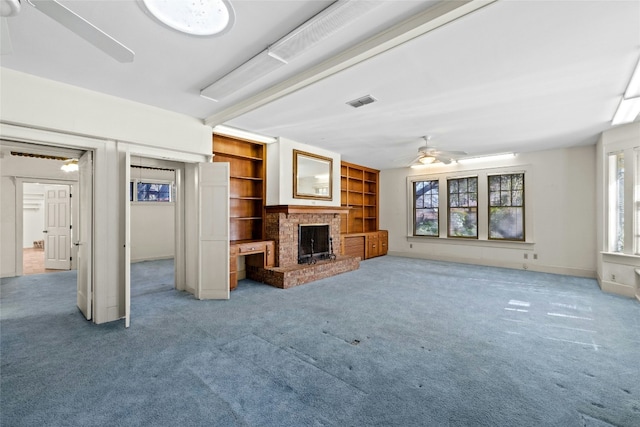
[601, 252, 640, 263]
[407, 236, 535, 249]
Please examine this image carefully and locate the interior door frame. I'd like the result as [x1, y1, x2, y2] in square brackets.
[15, 178, 78, 276]
[1, 124, 107, 322]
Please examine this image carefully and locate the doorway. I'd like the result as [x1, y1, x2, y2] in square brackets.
[22, 182, 74, 275]
[128, 156, 179, 300]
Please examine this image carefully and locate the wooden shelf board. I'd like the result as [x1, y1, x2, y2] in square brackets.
[230, 176, 263, 181]
[214, 151, 263, 162]
[231, 217, 263, 220]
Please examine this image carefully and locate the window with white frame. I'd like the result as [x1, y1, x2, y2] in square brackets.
[488, 173, 525, 241]
[130, 180, 173, 202]
[409, 167, 529, 242]
[447, 177, 478, 238]
[413, 180, 439, 236]
[607, 152, 625, 252]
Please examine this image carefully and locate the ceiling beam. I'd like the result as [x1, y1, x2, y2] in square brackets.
[203, 0, 497, 127]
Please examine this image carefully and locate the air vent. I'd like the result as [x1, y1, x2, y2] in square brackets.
[346, 95, 377, 108]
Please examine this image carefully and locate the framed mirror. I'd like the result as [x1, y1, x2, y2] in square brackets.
[293, 149, 333, 200]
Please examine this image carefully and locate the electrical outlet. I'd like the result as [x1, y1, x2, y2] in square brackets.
[524, 253, 528, 259]
[533, 254, 538, 260]
[410, 244, 413, 249]
[611, 274, 616, 281]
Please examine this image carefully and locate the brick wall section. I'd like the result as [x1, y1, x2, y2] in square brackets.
[258, 209, 358, 288]
[247, 256, 360, 289]
[265, 212, 341, 268]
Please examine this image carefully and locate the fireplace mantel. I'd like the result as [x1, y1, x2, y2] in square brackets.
[265, 205, 351, 216]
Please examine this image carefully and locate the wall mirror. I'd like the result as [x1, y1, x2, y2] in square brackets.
[293, 149, 333, 200]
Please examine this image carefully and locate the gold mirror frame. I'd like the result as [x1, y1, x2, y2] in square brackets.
[293, 149, 333, 201]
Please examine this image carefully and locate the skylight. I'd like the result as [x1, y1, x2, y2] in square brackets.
[142, 0, 235, 36]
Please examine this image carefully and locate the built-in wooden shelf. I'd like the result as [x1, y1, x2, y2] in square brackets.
[340, 161, 380, 234]
[213, 133, 266, 242]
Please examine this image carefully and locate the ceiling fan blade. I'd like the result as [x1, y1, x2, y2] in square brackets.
[0, 17, 12, 54]
[434, 155, 452, 165]
[30, 0, 134, 63]
[437, 150, 467, 156]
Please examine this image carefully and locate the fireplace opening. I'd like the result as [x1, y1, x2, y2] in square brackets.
[298, 224, 331, 264]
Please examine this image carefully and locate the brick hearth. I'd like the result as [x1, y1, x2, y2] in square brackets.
[246, 205, 359, 288]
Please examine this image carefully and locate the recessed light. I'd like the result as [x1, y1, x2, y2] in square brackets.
[142, 0, 235, 36]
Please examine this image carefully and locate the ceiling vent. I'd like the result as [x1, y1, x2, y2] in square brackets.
[346, 95, 377, 108]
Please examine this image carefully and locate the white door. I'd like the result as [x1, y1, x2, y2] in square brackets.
[197, 162, 229, 300]
[44, 185, 71, 270]
[124, 151, 131, 328]
[77, 151, 93, 320]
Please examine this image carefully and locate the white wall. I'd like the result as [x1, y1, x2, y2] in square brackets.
[266, 137, 341, 206]
[380, 145, 597, 277]
[1, 69, 211, 324]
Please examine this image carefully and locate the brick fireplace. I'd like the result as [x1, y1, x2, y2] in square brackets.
[246, 205, 360, 288]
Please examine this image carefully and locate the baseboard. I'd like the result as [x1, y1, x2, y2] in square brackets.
[388, 251, 596, 278]
[595, 273, 637, 299]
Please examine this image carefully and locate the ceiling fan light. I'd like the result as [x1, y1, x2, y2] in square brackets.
[61, 159, 79, 172]
[419, 156, 436, 165]
[142, 0, 235, 36]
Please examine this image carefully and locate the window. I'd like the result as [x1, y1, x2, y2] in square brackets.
[448, 177, 478, 238]
[488, 173, 524, 241]
[414, 180, 439, 236]
[130, 180, 173, 202]
[608, 152, 624, 252]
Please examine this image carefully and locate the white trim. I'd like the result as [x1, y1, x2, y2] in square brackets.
[389, 251, 596, 279]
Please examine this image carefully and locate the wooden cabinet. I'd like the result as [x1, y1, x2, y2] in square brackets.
[213, 134, 265, 242]
[340, 161, 379, 234]
[341, 231, 388, 260]
[229, 240, 275, 290]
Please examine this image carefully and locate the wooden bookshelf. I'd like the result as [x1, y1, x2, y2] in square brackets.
[212, 134, 266, 242]
[340, 161, 379, 234]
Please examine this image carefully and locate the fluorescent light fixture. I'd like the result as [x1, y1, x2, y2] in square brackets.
[201, 50, 285, 101]
[201, 0, 381, 102]
[624, 57, 640, 99]
[60, 159, 79, 172]
[142, 0, 235, 36]
[457, 153, 516, 164]
[612, 96, 640, 126]
[213, 125, 277, 144]
[267, 1, 382, 64]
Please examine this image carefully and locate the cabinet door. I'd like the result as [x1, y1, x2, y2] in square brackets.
[265, 241, 275, 267]
[379, 230, 388, 256]
[366, 232, 379, 258]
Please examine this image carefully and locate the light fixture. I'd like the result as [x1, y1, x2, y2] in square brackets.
[419, 156, 436, 165]
[213, 125, 277, 144]
[457, 153, 516, 164]
[200, 0, 381, 102]
[612, 55, 640, 125]
[0, 0, 21, 17]
[142, 0, 235, 36]
[612, 97, 640, 125]
[61, 159, 79, 172]
[267, 1, 382, 64]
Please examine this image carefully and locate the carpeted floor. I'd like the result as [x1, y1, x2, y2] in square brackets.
[1, 257, 639, 426]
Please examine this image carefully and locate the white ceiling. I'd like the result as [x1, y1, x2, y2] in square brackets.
[1, 0, 639, 170]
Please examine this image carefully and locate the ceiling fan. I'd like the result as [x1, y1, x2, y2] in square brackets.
[0, 0, 134, 62]
[407, 136, 467, 166]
